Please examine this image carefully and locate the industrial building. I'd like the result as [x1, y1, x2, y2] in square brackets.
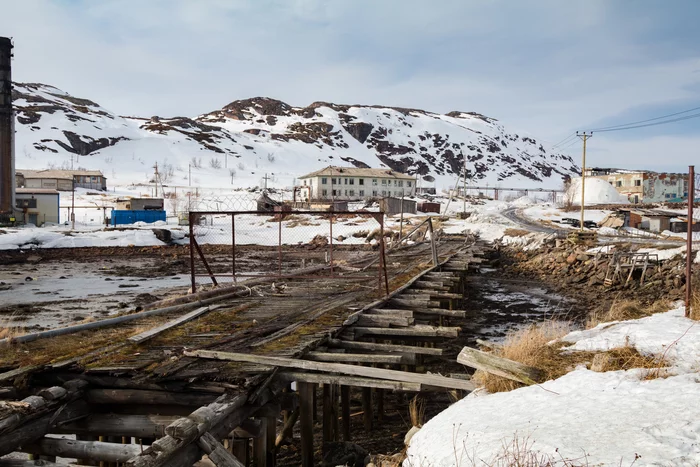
[584, 168, 688, 204]
[0, 37, 15, 225]
[298, 166, 416, 201]
[16, 169, 108, 191]
[15, 188, 60, 226]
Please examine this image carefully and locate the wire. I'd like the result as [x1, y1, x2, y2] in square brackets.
[592, 111, 700, 133]
[589, 105, 700, 132]
[551, 133, 577, 149]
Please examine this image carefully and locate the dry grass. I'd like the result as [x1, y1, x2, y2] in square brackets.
[590, 345, 665, 373]
[408, 396, 425, 427]
[473, 321, 574, 393]
[503, 228, 531, 238]
[690, 290, 700, 321]
[587, 298, 669, 328]
[0, 326, 25, 341]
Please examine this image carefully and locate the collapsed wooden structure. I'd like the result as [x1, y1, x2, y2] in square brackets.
[0, 234, 486, 467]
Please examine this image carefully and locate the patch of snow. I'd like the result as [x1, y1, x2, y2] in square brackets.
[406, 306, 700, 466]
[566, 178, 629, 205]
[637, 245, 685, 261]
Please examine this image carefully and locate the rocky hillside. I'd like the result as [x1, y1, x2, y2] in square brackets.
[12, 82, 579, 189]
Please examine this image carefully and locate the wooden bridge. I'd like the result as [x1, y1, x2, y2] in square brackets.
[0, 231, 487, 467]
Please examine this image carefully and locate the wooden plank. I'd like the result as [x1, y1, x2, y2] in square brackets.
[305, 352, 411, 365]
[327, 338, 443, 356]
[276, 372, 422, 391]
[403, 291, 462, 299]
[414, 280, 449, 289]
[128, 306, 221, 344]
[365, 309, 414, 318]
[340, 386, 350, 442]
[356, 315, 414, 328]
[354, 325, 460, 339]
[413, 308, 466, 318]
[197, 432, 245, 467]
[55, 414, 179, 438]
[22, 438, 141, 463]
[389, 298, 441, 308]
[86, 389, 217, 407]
[185, 350, 474, 391]
[457, 346, 544, 385]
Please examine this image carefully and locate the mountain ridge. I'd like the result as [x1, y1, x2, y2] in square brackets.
[12, 82, 579, 190]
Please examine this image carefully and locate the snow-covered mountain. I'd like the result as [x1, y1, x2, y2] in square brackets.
[12, 82, 579, 190]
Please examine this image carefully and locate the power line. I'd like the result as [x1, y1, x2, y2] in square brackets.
[591, 111, 700, 133]
[589, 105, 700, 132]
[551, 132, 577, 148]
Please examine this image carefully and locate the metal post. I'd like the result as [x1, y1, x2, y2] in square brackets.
[189, 212, 196, 294]
[71, 176, 76, 229]
[232, 214, 236, 284]
[399, 193, 404, 241]
[329, 213, 334, 275]
[428, 218, 438, 266]
[686, 165, 695, 318]
[278, 213, 282, 277]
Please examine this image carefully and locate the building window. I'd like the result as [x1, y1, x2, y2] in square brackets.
[349, 178, 354, 185]
[372, 190, 378, 196]
[303, 180, 307, 186]
[344, 190, 348, 196]
[359, 190, 365, 196]
[381, 190, 386, 196]
[634, 179, 641, 187]
[372, 179, 378, 186]
[332, 178, 337, 184]
[344, 178, 348, 185]
[381, 179, 387, 185]
[349, 190, 355, 196]
[407, 181, 412, 187]
[332, 189, 338, 196]
[616, 181, 623, 187]
[359, 179, 364, 185]
[321, 177, 327, 184]
[398, 181, 403, 187]
[322, 189, 328, 196]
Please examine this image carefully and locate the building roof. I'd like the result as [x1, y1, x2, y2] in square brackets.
[18, 169, 106, 180]
[16, 188, 60, 195]
[299, 166, 415, 180]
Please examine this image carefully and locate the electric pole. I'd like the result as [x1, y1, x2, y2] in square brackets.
[153, 162, 159, 198]
[576, 131, 592, 231]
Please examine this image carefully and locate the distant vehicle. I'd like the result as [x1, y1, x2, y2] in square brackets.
[560, 218, 580, 227]
[583, 220, 598, 229]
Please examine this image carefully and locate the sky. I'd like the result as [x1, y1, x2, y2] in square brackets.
[1, 0, 699, 174]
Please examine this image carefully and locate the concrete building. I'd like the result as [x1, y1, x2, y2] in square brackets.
[17, 169, 107, 191]
[15, 188, 59, 226]
[298, 166, 416, 201]
[584, 168, 688, 204]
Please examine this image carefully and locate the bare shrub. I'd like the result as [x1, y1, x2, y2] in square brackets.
[209, 157, 222, 169]
[587, 298, 669, 328]
[190, 156, 202, 169]
[267, 152, 275, 163]
[159, 160, 175, 183]
[690, 290, 700, 321]
[409, 396, 425, 427]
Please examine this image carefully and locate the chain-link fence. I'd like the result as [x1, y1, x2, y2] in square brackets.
[188, 210, 387, 294]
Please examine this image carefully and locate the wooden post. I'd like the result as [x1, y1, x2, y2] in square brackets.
[322, 384, 333, 447]
[253, 418, 267, 467]
[266, 415, 276, 467]
[232, 439, 249, 466]
[298, 382, 314, 467]
[331, 385, 339, 442]
[340, 386, 350, 442]
[312, 385, 318, 422]
[362, 387, 372, 432]
[376, 388, 384, 424]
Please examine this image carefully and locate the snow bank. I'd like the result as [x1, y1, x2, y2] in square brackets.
[696, 251, 700, 264]
[637, 245, 685, 261]
[566, 178, 629, 205]
[0, 228, 166, 250]
[406, 306, 700, 466]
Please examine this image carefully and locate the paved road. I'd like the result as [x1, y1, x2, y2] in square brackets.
[501, 207, 563, 234]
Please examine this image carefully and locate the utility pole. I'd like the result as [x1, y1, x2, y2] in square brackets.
[71, 176, 76, 230]
[263, 173, 270, 191]
[153, 162, 159, 198]
[462, 151, 467, 214]
[686, 165, 695, 318]
[188, 164, 191, 187]
[576, 132, 592, 231]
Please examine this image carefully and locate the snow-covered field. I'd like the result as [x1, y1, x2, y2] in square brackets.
[405, 305, 700, 466]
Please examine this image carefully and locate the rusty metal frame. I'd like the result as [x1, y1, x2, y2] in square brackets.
[189, 210, 387, 294]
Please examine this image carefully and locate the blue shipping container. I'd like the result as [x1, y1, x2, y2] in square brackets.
[111, 210, 166, 226]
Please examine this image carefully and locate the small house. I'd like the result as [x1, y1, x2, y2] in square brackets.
[418, 202, 441, 214]
[18, 170, 108, 191]
[257, 193, 281, 212]
[116, 198, 164, 211]
[15, 188, 60, 226]
[379, 197, 418, 216]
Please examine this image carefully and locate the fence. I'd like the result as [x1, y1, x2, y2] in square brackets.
[188, 211, 388, 295]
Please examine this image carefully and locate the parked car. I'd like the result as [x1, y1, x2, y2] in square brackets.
[583, 220, 598, 229]
[560, 218, 580, 227]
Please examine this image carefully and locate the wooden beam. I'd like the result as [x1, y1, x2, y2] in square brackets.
[457, 347, 544, 385]
[128, 305, 222, 344]
[412, 308, 466, 318]
[365, 309, 414, 318]
[305, 352, 412, 365]
[327, 338, 443, 356]
[362, 387, 372, 431]
[340, 386, 350, 442]
[298, 382, 314, 467]
[85, 389, 217, 407]
[275, 407, 299, 448]
[276, 372, 421, 391]
[185, 350, 474, 391]
[402, 291, 462, 299]
[388, 298, 441, 308]
[354, 325, 460, 339]
[55, 414, 179, 438]
[253, 418, 268, 467]
[356, 315, 414, 328]
[197, 432, 245, 467]
[414, 280, 449, 289]
[22, 438, 141, 463]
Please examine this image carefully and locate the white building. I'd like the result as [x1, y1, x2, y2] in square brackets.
[15, 188, 60, 226]
[298, 166, 416, 201]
